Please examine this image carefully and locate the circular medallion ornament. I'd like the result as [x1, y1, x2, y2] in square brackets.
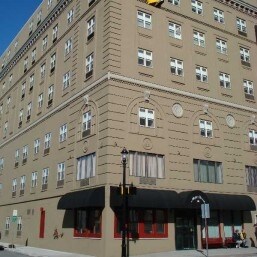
[204, 147, 212, 158]
[172, 103, 183, 118]
[83, 141, 89, 153]
[143, 138, 153, 150]
[226, 115, 235, 128]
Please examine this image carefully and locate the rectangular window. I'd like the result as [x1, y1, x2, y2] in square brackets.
[139, 108, 154, 128]
[193, 31, 205, 47]
[168, 0, 180, 5]
[86, 53, 94, 78]
[138, 48, 152, 67]
[42, 36, 48, 51]
[194, 159, 223, 184]
[82, 111, 91, 137]
[19, 109, 24, 126]
[199, 119, 213, 137]
[87, 16, 95, 40]
[0, 158, 4, 170]
[63, 71, 71, 89]
[44, 132, 51, 153]
[64, 38, 72, 55]
[52, 24, 58, 42]
[17, 217, 22, 232]
[74, 209, 102, 238]
[47, 0, 53, 8]
[29, 74, 34, 91]
[12, 178, 17, 193]
[237, 17, 247, 35]
[15, 149, 19, 165]
[213, 8, 224, 23]
[38, 93, 43, 109]
[216, 38, 227, 54]
[31, 171, 38, 188]
[115, 209, 167, 238]
[196, 66, 208, 82]
[137, 11, 152, 29]
[59, 123, 67, 142]
[5, 217, 10, 231]
[129, 151, 165, 178]
[40, 63, 46, 79]
[246, 166, 257, 187]
[191, 0, 203, 15]
[24, 57, 28, 72]
[170, 58, 183, 76]
[3, 121, 8, 137]
[50, 53, 56, 73]
[22, 145, 28, 163]
[67, 9, 74, 24]
[27, 102, 32, 121]
[249, 130, 257, 146]
[57, 162, 65, 181]
[42, 168, 49, 185]
[48, 85, 54, 106]
[20, 175, 26, 194]
[29, 20, 33, 35]
[37, 10, 42, 25]
[219, 72, 231, 88]
[21, 82, 26, 99]
[244, 79, 254, 96]
[76, 153, 96, 180]
[31, 48, 36, 64]
[168, 22, 182, 40]
[34, 139, 40, 154]
[9, 74, 13, 86]
[240, 47, 250, 65]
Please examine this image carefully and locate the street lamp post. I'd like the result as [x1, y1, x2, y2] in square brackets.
[191, 196, 209, 257]
[121, 147, 128, 257]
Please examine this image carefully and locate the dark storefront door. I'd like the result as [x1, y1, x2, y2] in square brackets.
[175, 210, 197, 250]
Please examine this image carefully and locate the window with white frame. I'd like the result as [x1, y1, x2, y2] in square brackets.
[42, 36, 48, 51]
[47, 0, 53, 8]
[59, 123, 67, 142]
[193, 31, 205, 47]
[137, 11, 152, 29]
[139, 108, 154, 128]
[37, 10, 42, 25]
[87, 16, 95, 40]
[38, 93, 43, 109]
[17, 217, 22, 232]
[42, 168, 49, 185]
[216, 38, 227, 54]
[20, 175, 26, 191]
[138, 48, 152, 67]
[191, 0, 203, 15]
[31, 48, 36, 63]
[52, 24, 58, 42]
[7, 96, 11, 109]
[244, 80, 254, 96]
[67, 9, 74, 24]
[9, 74, 13, 86]
[168, 0, 180, 5]
[129, 151, 165, 178]
[3, 121, 8, 136]
[199, 119, 213, 137]
[170, 58, 183, 76]
[5, 217, 10, 231]
[196, 66, 208, 82]
[237, 17, 247, 34]
[34, 139, 40, 154]
[213, 8, 224, 23]
[249, 130, 257, 146]
[19, 109, 23, 125]
[15, 149, 19, 164]
[240, 47, 250, 63]
[86, 53, 94, 77]
[29, 74, 34, 91]
[24, 57, 28, 72]
[246, 166, 257, 187]
[57, 162, 65, 181]
[63, 71, 70, 89]
[40, 63, 46, 79]
[31, 171, 38, 188]
[48, 85, 54, 105]
[168, 22, 182, 40]
[76, 153, 96, 180]
[82, 111, 91, 137]
[12, 178, 17, 193]
[0, 158, 4, 170]
[194, 159, 223, 184]
[64, 38, 72, 55]
[27, 102, 32, 121]
[219, 72, 231, 88]
[0, 103, 3, 115]
[29, 20, 33, 34]
[22, 145, 28, 162]
[2, 82, 5, 90]
[44, 133, 51, 150]
[50, 53, 56, 72]
[21, 82, 26, 99]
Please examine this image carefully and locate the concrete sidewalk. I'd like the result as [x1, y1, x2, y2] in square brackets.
[1, 242, 257, 257]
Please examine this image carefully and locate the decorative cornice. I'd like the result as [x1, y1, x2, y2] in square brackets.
[0, 0, 72, 80]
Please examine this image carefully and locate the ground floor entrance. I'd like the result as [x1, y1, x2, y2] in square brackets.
[175, 210, 197, 250]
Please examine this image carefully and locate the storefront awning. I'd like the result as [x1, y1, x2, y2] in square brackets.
[110, 186, 181, 209]
[179, 190, 256, 211]
[57, 186, 105, 210]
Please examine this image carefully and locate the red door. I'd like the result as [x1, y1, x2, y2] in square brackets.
[39, 208, 45, 238]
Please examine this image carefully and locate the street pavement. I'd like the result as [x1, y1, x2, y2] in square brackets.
[1, 242, 257, 257]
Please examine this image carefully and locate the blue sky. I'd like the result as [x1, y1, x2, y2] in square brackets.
[0, 0, 43, 57]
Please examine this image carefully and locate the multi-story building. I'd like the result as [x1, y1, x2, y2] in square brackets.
[1, 0, 257, 256]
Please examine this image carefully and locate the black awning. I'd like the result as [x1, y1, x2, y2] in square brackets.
[110, 186, 181, 209]
[179, 190, 256, 211]
[57, 186, 105, 210]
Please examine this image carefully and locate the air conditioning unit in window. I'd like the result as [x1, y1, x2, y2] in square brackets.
[42, 184, 48, 191]
[44, 148, 50, 155]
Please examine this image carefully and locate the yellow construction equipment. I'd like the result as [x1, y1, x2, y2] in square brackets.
[146, 0, 164, 7]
